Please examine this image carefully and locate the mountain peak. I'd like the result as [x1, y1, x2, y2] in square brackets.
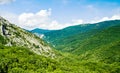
[0, 16, 7, 22]
[0, 17, 55, 58]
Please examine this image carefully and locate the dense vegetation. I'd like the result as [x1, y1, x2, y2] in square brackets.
[43, 20, 120, 73]
[44, 20, 120, 44]
[0, 20, 120, 73]
[0, 45, 61, 73]
[0, 35, 7, 44]
[53, 24, 120, 55]
[0, 44, 120, 73]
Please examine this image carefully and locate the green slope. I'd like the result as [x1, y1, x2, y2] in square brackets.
[55, 24, 120, 55]
[44, 20, 120, 53]
[44, 20, 120, 45]
[0, 45, 61, 73]
[1, 26, 120, 73]
[43, 21, 120, 73]
[73, 25, 120, 55]
[75, 25, 120, 72]
[1, 44, 119, 73]
[0, 16, 120, 73]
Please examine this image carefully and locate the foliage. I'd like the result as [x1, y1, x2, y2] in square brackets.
[0, 45, 61, 73]
[42, 20, 120, 73]
[44, 20, 120, 44]
[0, 20, 120, 73]
[0, 35, 7, 44]
[1, 41, 119, 73]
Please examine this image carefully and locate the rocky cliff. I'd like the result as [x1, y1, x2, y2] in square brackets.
[0, 16, 55, 58]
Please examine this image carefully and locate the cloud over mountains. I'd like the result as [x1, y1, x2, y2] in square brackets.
[17, 9, 83, 30]
[0, 0, 120, 30]
[1, 8, 120, 30]
[18, 9, 52, 30]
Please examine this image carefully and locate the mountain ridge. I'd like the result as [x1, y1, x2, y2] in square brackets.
[30, 28, 52, 34]
[43, 20, 120, 46]
[0, 16, 55, 57]
[0, 17, 120, 73]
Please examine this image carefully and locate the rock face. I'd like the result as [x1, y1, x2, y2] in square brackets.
[0, 16, 55, 58]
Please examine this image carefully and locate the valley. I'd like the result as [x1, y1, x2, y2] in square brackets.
[0, 17, 120, 73]
[0, 0, 120, 73]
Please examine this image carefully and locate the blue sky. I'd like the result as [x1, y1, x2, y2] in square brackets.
[0, 0, 120, 30]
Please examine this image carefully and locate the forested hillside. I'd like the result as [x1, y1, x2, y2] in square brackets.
[44, 20, 120, 44]
[43, 20, 120, 73]
[0, 17, 120, 73]
[0, 42, 119, 73]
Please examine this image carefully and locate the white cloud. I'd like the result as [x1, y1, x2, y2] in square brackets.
[0, 9, 77, 30]
[91, 14, 120, 23]
[47, 19, 84, 30]
[0, 12, 18, 24]
[1, 8, 120, 30]
[18, 9, 52, 30]
[111, 14, 120, 20]
[17, 8, 83, 30]
[0, 0, 15, 5]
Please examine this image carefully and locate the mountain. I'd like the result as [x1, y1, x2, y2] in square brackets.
[0, 16, 55, 57]
[72, 25, 120, 73]
[0, 16, 77, 73]
[43, 20, 120, 49]
[0, 17, 120, 73]
[30, 28, 53, 38]
[43, 20, 120, 73]
[57, 24, 120, 54]
[30, 28, 52, 34]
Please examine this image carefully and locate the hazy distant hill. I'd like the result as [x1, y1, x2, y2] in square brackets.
[30, 28, 52, 34]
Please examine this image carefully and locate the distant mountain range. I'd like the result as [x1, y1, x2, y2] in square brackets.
[31, 20, 120, 55]
[30, 28, 52, 34]
[30, 20, 120, 43]
[43, 20, 120, 44]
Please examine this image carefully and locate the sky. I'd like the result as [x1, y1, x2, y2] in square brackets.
[0, 0, 120, 30]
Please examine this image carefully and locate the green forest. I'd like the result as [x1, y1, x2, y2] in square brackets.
[0, 20, 120, 73]
[0, 43, 120, 73]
